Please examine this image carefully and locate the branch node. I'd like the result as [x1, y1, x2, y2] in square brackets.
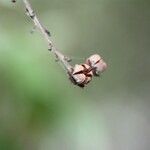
[25, 8, 35, 19]
[64, 56, 72, 62]
[11, 0, 16, 3]
[48, 48, 52, 51]
[45, 28, 51, 37]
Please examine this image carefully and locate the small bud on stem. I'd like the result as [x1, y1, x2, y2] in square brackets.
[11, 0, 16, 3]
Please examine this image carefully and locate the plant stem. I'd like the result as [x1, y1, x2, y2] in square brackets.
[22, 0, 73, 72]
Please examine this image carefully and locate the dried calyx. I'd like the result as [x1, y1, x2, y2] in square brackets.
[69, 54, 107, 87]
[69, 64, 93, 87]
[86, 54, 107, 76]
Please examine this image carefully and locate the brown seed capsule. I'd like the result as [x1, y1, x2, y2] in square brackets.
[70, 64, 93, 87]
[86, 54, 107, 76]
[96, 59, 107, 73]
[72, 64, 86, 84]
[86, 54, 101, 66]
[81, 64, 93, 84]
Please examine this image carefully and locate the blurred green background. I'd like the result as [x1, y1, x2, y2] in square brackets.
[0, 0, 150, 150]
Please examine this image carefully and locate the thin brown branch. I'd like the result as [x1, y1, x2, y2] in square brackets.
[22, 0, 73, 72]
[12, 0, 107, 88]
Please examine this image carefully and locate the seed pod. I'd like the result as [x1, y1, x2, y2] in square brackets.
[86, 54, 107, 76]
[81, 64, 93, 76]
[86, 54, 101, 66]
[70, 64, 93, 87]
[96, 59, 107, 73]
[72, 64, 86, 84]
[81, 64, 93, 84]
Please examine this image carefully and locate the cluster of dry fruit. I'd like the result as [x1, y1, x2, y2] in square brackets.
[69, 54, 107, 87]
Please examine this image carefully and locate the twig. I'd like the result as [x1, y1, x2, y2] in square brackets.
[22, 0, 73, 72]
[12, 0, 107, 88]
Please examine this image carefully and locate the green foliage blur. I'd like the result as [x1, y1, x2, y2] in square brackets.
[0, 0, 150, 150]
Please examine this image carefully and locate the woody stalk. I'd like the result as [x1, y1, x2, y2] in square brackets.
[12, 0, 107, 87]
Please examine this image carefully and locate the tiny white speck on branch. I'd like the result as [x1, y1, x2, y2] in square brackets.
[13, 0, 107, 88]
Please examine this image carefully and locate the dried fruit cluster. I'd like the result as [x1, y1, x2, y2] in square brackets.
[13, 0, 107, 88]
[69, 54, 107, 87]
